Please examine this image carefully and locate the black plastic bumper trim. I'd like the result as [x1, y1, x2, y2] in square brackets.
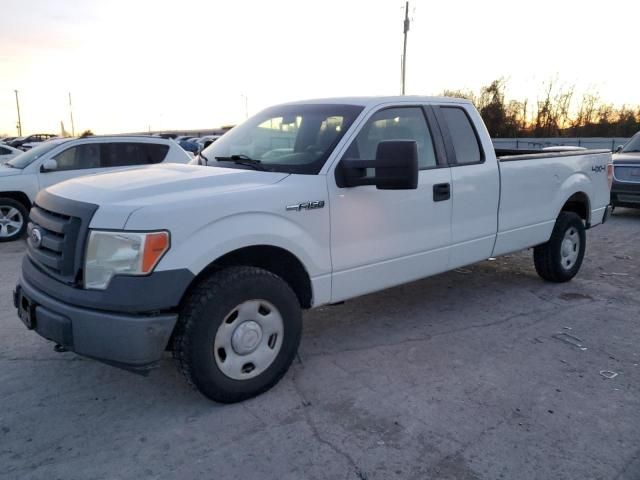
[22, 256, 194, 314]
[16, 276, 178, 367]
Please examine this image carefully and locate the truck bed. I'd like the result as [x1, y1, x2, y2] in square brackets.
[496, 148, 610, 160]
[492, 148, 611, 257]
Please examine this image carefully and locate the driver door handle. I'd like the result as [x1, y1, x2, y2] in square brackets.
[433, 183, 451, 202]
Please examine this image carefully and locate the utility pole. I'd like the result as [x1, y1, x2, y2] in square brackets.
[68, 92, 75, 137]
[14, 90, 22, 136]
[401, 1, 410, 95]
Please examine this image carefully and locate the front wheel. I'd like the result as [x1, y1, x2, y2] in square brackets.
[172, 266, 302, 403]
[533, 212, 586, 282]
[0, 198, 28, 242]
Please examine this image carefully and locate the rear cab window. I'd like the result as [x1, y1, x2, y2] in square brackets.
[438, 106, 484, 165]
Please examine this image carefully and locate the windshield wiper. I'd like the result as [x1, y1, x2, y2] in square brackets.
[215, 154, 267, 171]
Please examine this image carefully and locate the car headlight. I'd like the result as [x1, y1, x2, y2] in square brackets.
[84, 230, 170, 290]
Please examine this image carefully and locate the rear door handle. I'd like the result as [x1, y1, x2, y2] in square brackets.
[433, 182, 451, 202]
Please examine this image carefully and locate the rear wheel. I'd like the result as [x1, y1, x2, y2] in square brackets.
[172, 266, 302, 403]
[0, 198, 28, 242]
[533, 212, 586, 282]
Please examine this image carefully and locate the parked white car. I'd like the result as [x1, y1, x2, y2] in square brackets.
[0, 136, 190, 241]
[0, 144, 24, 164]
[15, 97, 612, 403]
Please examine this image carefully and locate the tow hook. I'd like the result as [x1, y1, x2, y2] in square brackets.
[54, 344, 68, 353]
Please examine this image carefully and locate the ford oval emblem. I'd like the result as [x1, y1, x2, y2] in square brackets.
[31, 227, 43, 248]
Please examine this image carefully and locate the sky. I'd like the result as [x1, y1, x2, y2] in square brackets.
[1, 0, 639, 136]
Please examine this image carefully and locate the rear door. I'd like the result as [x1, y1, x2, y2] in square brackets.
[433, 105, 500, 269]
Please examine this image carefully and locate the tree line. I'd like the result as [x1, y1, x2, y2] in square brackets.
[442, 78, 640, 139]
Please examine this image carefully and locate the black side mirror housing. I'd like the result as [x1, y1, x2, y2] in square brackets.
[615, 145, 623, 153]
[336, 140, 419, 190]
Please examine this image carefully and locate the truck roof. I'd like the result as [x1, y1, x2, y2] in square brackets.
[281, 96, 473, 108]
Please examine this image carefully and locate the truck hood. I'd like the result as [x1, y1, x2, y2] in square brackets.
[47, 163, 289, 206]
[613, 152, 640, 164]
[45, 164, 290, 229]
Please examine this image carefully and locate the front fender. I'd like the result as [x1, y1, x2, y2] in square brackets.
[159, 211, 330, 277]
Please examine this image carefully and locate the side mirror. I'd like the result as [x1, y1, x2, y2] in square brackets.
[615, 145, 623, 153]
[336, 140, 419, 190]
[40, 159, 58, 172]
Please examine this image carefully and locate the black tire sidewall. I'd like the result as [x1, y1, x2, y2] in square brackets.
[0, 198, 28, 242]
[551, 213, 586, 280]
[185, 269, 302, 402]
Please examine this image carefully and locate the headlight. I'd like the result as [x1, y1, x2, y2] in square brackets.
[84, 230, 170, 290]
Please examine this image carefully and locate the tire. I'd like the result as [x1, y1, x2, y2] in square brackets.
[0, 198, 28, 242]
[172, 266, 302, 403]
[533, 212, 586, 283]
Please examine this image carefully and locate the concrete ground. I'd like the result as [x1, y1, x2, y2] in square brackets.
[1, 209, 639, 480]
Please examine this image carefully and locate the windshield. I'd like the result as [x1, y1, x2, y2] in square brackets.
[198, 103, 363, 174]
[6, 139, 67, 169]
[621, 133, 640, 153]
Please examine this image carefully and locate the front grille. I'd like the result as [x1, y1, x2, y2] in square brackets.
[27, 191, 98, 286]
[614, 165, 640, 184]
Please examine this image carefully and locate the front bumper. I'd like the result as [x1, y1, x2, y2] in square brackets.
[611, 181, 640, 209]
[15, 273, 179, 370]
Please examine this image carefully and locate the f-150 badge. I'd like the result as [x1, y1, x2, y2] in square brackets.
[286, 200, 325, 212]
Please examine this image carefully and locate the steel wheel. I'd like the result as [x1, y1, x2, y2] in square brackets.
[214, 299, 284, 380]
[0, 206, 24, 238]
[560, 226, 580, 270]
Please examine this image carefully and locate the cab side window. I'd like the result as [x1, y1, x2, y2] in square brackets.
[440, 107, 483, 164]
[52, 144, 101, 171]
[343, 107, 437, 169]
[100, 143, 169, 167]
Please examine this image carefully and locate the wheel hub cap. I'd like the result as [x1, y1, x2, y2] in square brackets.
[231, 320, 263, 355]
[560, 227, 580, 269]
[213, 299, 284, 380]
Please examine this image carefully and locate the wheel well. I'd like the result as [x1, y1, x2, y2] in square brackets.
[192, 245, 313, 309]
[561, 192, 590, 226]
[0, 192, 31, 211]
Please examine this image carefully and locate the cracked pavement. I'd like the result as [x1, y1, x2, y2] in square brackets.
[1, 208, 639, 479]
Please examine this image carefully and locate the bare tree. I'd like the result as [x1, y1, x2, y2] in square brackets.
[440, 78, 638, 138]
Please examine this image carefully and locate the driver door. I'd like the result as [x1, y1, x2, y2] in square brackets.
[328, 105, 453, 302]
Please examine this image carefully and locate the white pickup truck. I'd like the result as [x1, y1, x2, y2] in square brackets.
[15, 97, 612, 403]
